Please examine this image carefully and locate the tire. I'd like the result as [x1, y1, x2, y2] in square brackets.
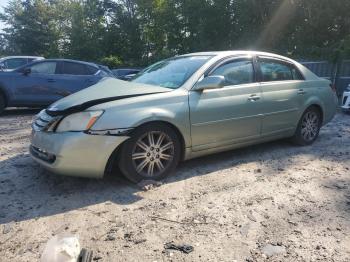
[78, 248, 93, 262]
[0, 94, 5, 115]
[118, 123, 181, 183]
[292, 106, 322, 146]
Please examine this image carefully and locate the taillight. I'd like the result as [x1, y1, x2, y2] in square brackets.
[330, 83, 336, 93]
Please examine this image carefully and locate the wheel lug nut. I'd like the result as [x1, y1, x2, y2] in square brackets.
[150, 157, 154, 161]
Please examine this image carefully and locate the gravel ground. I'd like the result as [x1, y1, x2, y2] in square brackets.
[0, 109, 349, 262]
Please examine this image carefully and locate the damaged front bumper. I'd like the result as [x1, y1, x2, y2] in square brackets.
[30, 130, 129, 178]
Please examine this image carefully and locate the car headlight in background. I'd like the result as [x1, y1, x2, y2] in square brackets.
[56, 110, 103, 132]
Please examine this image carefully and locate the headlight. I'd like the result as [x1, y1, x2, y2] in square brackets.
[56, 110, 103, 132]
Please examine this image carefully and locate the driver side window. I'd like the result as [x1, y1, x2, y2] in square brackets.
[30, 62, 57, 74]
[210, 59, 254, 86]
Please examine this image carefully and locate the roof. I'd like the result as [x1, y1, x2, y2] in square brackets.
[0, 56, 44, 60]
[181, 50, 296, 63]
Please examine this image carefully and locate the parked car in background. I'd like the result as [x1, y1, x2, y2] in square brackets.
[112, 68, 141, 81]
[341, 84, 350, 113]
[0, 59, 115, 114]
[30, 51, 338, 183]
[0, 56, 44, 71]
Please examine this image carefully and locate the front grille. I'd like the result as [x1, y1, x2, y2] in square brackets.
[343, 96, 348, 106]
[32, 110, 61, 132]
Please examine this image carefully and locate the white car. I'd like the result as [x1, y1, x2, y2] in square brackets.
[341, 84, 350, 112]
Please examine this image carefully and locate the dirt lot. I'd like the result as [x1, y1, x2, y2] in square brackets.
[0, 109, 349, 262]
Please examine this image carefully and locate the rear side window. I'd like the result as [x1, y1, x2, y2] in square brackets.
[30, 62, 57, 74]
[86, 65, 98, 75]
[210, 59, 254, 86]
[259, 59, 303, 82]
[4, 58, 28, 69]
[61, 62, 91, 75]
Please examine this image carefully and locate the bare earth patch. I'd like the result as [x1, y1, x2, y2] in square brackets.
[0, 109, 349, 261]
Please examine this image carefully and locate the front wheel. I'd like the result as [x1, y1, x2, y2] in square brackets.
[118, 123, 181, 183]
[292, 107, 322, 146]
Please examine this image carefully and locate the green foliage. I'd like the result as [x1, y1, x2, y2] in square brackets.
[0, 0, 349, 65]
[100, 55, 123, 68]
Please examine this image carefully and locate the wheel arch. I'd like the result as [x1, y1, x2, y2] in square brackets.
[302, 97, 325, 125]
[104, 120, 187, 177]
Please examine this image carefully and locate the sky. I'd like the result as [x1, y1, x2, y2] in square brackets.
[0, 0, 8, 31]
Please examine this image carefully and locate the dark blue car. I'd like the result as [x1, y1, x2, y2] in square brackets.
[0, 59, 115, 114]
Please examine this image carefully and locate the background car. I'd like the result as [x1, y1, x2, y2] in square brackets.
[0, 59, 115, 114]
[341, 84, 350, 113]
[112, 68, 141, 81]
[0, 56, 44, 71]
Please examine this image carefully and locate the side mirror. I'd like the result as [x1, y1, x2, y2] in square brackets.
[193, 75, 225, 91]
[0, 63, 5, 70]
[23, 67, 31, 75]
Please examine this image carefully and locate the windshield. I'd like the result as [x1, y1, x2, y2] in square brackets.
[131, 55, 212, 89]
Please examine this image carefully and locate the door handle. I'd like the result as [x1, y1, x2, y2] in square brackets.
[248, 95, 260, 102]
[47, 79, 56, 83]
[297, 89, 306, 95]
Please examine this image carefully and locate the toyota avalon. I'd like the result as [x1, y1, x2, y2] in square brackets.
[30, 51, 338, 183]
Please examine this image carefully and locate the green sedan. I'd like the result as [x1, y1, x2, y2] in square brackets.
[30, 51, 338, 182]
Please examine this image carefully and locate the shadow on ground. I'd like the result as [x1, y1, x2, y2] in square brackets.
[0, 123, 349, 224]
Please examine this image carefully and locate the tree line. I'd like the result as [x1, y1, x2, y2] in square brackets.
[0, 0, 349, 68]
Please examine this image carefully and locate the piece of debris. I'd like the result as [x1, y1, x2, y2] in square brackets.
[261, 244, 286, 257]
[40, 234, 81, 262]
[247, 211, 257, 222]
[3, 222, 14, 234]
[105, 228, 118, 241]
[164, 242, 194, 254]
[78, 248, 93, 262]
[137, 180, 163, 191]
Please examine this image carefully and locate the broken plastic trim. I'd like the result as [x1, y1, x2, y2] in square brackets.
[86, 128, 134, 136]
[45, 92, 169, 117]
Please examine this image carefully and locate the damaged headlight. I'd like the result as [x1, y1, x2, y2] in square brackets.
[56, 110, 104, 132]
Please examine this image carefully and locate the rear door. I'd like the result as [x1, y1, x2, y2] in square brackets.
[189, 56, 263, 151]
[50, 61, 101, 100]
[257, 56, 305, 135]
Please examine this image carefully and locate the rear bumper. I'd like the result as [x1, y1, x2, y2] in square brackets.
[341, 91, 350, 110]
[30, 130, 128, 178]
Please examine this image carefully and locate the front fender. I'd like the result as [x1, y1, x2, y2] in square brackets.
[91, 104, 192, 148]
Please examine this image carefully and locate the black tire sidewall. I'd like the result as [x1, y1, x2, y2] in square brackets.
[118, 123, 181, 183]
[294, 107, 322, 146]
[0, 94, 5, 115]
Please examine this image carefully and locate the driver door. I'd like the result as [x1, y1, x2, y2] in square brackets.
[189, 57, 263, 151]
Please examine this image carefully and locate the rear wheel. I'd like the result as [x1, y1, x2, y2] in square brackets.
[118, 123, 181, 183]
[292, 106, 322, 146]
[0, 94, 5, 115]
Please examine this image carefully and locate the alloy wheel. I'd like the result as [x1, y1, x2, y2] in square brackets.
[301, 111, 320, 142]
[131, 131, 175, 177]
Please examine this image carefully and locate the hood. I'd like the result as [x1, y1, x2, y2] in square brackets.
[46, 78, 171, 116]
